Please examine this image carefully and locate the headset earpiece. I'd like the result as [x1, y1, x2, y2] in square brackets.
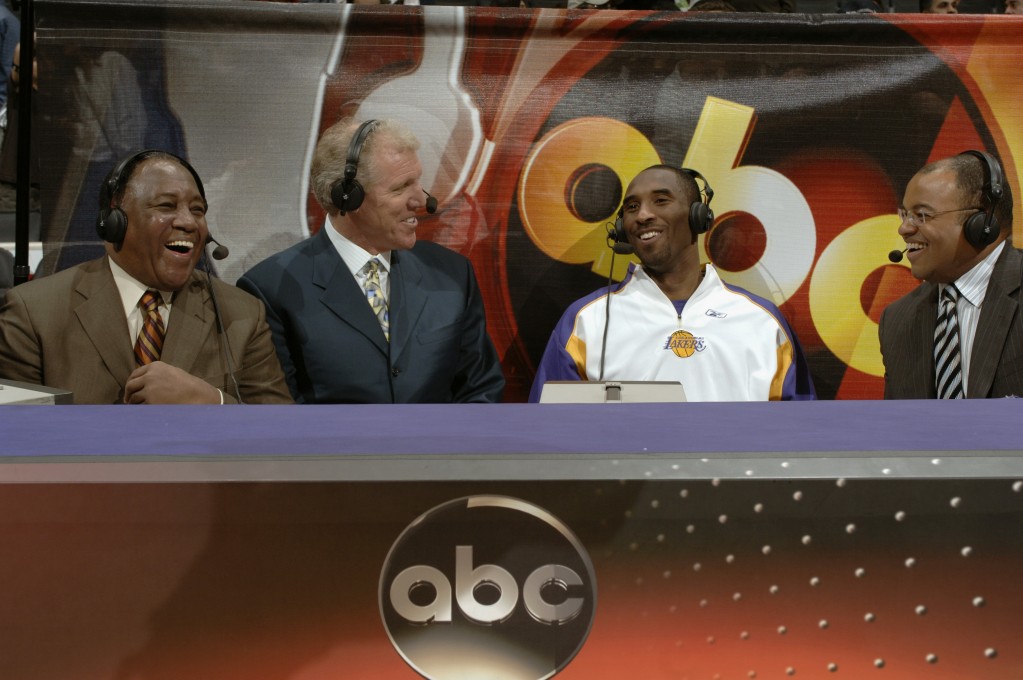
[611, 208, 633, 254]
[682, 168, 715, 235]
[689, 201, 714, 236]
[96, 154, 137, 247]
[959, 150, 1004, 250]
[614, 209, 626, 245]
[97, 205, 128, 247]
[331, 120, 378, 215]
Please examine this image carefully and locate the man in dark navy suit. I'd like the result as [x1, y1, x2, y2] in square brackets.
[238, 118, 504, 403]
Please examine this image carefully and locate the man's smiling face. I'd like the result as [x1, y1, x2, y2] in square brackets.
[110, 157, 208, 291]
[899, 167, 984, 284]
[346, 141, 425, 255]
[621, 167, 698, 277]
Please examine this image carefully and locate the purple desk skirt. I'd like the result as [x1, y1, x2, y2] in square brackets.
[0, 400, 1018, 459]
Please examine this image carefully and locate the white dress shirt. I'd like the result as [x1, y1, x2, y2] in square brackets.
[942, 240, 1005, 388]
[324, 218, 392, 304]
[108, 257, 172, 345]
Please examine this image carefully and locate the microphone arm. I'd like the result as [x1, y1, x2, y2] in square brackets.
[598, 251, 619, 381]
[201, 241, 242, 404]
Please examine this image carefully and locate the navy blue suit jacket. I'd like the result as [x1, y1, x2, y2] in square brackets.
[238, 229, 504, 403]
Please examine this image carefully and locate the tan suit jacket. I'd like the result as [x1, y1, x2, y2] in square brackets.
[879, 245, 1023, 399]
[0, 257, 292, 404]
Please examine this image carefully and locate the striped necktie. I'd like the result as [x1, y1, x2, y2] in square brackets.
[362, 259, 389, 341]
[934, 284, 965, 399]
[134, 290, 166, 366]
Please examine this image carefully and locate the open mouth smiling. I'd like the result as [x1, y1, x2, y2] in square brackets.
[165, 240, 195, 255]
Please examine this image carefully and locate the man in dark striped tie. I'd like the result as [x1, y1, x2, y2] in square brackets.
[880, 151, 1023, 399]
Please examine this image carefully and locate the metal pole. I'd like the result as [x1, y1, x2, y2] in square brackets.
[12, 0, 32, 286]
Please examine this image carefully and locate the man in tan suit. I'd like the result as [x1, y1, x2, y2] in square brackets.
[0, 150, 292, 404]
[880, 150, 1023, 399]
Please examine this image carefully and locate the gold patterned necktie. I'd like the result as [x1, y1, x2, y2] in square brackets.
[134, 290, 166, 366]
[363, 259, 389, 341]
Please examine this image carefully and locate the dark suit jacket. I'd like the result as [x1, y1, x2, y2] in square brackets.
[0, 246, 12, 307]
[237, 229, 504, 404]
[880, 244, 1023, 399]
[0, 256, 293, 404]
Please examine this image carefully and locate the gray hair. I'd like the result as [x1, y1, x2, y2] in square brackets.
[310, 117, 420, 215]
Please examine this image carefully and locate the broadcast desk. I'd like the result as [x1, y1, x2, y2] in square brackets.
[1, 401, 1021, 679]
[2, 400, 1021, 481]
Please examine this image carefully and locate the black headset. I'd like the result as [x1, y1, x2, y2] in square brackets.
[96, 149, 207, 248]
[610, 167, 715, 254]
[959, 149, 1004, 250]
[331, 119, 378, 215]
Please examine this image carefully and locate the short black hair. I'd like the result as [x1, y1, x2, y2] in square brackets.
[100, 150, 206, 210]
[947, 152, 1013, 234]
[640, 164, 701, 206]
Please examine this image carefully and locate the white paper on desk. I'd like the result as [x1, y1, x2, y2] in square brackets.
[0, 384, 60, 405]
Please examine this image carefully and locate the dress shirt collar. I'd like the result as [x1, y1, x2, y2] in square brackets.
[942, 240, 1004, 309]
[324, 216, 392, 277]
[108, 257, 172, 320]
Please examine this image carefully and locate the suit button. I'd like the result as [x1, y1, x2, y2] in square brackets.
[391, 368, 400, 377]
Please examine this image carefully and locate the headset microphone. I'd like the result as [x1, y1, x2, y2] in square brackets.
[611, 240, 634, 255]
[888, 248, 907, 263]
[607, 219, 635, 255]
[423, 190, 438, 214]
[201, 239, 242, 403]
[207, 234, 230, 261]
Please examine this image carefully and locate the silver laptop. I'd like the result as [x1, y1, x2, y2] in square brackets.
[539, 381, 686, 404]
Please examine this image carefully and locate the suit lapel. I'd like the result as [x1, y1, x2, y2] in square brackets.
[162, 274, 214, 373]
[311, 230, 389, 355]
[72, 258, 135, 388]
[389, 250, 427, 364]
[908, 283, 939, 398]
[968, 246, 1022, 398]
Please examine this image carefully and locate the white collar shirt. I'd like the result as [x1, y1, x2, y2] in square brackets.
[108, 257, 172, 344]
[324, 218, 392, 302]
[940, 239, 1005, 387]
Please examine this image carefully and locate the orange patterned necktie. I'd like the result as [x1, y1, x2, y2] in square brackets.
[134, 290, 166, 366]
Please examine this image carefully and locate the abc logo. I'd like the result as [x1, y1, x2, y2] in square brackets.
[379, 496, 597, 680]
